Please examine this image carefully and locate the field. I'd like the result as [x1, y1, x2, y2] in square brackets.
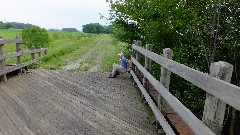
[0, 29, 128, 72]
[0, 29, 154, 119]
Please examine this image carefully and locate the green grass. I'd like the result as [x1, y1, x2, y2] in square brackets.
[0, 29, 126, 72]
[41, 35, 100, 69]
[76, 57, 95, 71]
[70, 34, 126, 72]
[0, 29, 22, 38]
[100, 38, 126, 71]
[38, 33, 126, 72]
[0, 29, 23, 59]
[1, 29, 155, 124]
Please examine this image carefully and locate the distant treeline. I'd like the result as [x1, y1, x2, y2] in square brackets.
[0, 21, 35, 29]
[0, 21, 112, 34]
[62, 28, 78, 32]
[49, 28, 79, 32]
[82, 23, 113, 34]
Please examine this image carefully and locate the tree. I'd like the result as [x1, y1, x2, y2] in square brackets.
[22, 26, 51, 49]
[82, 23, 113, 34]
[107, 1, 240, 134]
[0, 21, 6, 29]
[0, 21, 35, 29]
[62, 28, 78, 32]
[82, 23, 103, 34]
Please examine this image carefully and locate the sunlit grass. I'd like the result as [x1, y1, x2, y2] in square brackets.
[1, 29, 126, 72]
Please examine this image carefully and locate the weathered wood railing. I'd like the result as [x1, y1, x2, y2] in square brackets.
[0, 35, 48, 82]
[131, 41, 240, 135]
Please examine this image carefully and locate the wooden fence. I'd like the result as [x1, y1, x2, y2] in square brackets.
[0, 35, 48, 82]
[131, 41, 240, 135]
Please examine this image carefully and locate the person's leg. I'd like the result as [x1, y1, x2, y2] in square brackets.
[111, 63, 118, 76]
[110, 64, 126, 77]
[117, 66, 127, 74]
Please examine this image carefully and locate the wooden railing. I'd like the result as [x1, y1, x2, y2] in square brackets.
[131, 41, 240, 135]
[0, 35, 48, 82]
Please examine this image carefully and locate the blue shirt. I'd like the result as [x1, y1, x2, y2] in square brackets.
[121, 58, 128, 69]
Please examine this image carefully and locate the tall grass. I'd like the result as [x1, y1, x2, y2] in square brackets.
[41, 36, 99, 69]
[0, 29, 22, 38]
[0, 29, 126, 72]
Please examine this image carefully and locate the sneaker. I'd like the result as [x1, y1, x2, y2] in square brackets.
[115, 71, 120, 75]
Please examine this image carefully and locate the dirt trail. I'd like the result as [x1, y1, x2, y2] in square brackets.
[61, 48, 95, 70]
[62, 39, 105, 72]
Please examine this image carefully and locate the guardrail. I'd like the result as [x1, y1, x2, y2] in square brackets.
[0, 35, 48, 82]
[131, 41, 240, 135]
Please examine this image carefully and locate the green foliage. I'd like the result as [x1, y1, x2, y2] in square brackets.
[62, 28, 78, 32]
[107, 0, 240, 124]
[41, 34, 123, 71]
[52, 33, 61, 40]
[0, 21, 7, 29]
[48, 31, 86, 40]
[22, 26, 51, 49]
[0, 29, 22, 38]
[0, 21, 35, 29]
[82, 23, 113, 34]
[9, 22, 35, 29]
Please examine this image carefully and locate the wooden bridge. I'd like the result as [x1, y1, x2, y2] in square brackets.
[0, 69, 158, 134]
[0, 37, 240, 135]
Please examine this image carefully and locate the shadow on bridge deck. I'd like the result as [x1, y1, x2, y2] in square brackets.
[0, 69, 157, 135]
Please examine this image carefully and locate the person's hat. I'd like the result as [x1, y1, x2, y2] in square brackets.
[118, 52, 123, 57]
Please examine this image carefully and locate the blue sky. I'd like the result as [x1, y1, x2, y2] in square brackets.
[1, 0, 110, 31]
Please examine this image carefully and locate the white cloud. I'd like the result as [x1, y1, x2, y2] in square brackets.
[0, 0, 110, 30]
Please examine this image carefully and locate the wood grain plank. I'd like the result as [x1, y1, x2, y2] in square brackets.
[0, 39, 22, 45]
[38, 70, 155, 132]
[23, 48, 47, 55]
[0, 85, 60, 135]
[132, 44, 240, 111]
[202, 62, 233, 134]
[4, 69, 157, 135]
[0, 52, 22, 60]
[0, 59, 38, 76]
[131, 70, 176, 135]
[131, 57, 215, 135]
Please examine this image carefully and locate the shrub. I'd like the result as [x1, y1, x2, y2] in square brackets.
[22, 26, 51, 49]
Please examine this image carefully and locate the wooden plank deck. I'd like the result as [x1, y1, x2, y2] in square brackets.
[0, 69, 157, 135]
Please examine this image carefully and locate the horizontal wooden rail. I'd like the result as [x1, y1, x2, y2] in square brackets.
[0, 52, 22, 60]
[0, 39, 22, 44]
[23, 48, 48, 55]
[131, 57, 215, 135]
[132, 44, 240, 111]
[0, 35, 48, 82]
[130, 70, 176, 135]
[0, 59, 40, 76]
[0, 57, 42, 75]
[0, 48, 47, 61]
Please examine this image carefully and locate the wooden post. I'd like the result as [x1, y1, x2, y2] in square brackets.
[0, 35, 7, 82]
[31, 46, 35, 60]
[131, 40, 137, 78]
[38, 46, 42, 59]
[142, 44, 153, 100]
[44, 46, 47, 56]
[16, 35, 22, 74]
[202, 61, 233, 135]
[158, 48, 173, 112]
[135, 41, 142, 74]
[157, 48, 173, 132]
[132, 40, 137, 59]
[144, 44, 153, 71]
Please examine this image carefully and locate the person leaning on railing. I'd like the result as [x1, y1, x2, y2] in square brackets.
[108, 52, 132, 78]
